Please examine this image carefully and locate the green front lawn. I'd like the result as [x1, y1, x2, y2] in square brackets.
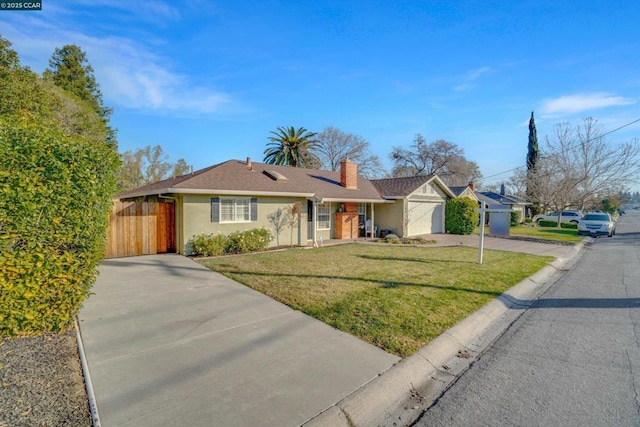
[509, 225, 583, 243]
[197, 244, 553, 357]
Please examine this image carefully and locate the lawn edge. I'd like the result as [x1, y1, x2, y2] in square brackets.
[302, 239, 588, 427]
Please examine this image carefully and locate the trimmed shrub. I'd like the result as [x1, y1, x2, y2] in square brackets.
[190, 228, 273, 256]
[510, 211, 521, 226]
[381, 234, 401, 244]
[227, 228, 272, 254]
[538, 220, 578, 229]
[190, 233, 227, 257]
[0, 120, 119, 336]
[445, 198, 479, 235]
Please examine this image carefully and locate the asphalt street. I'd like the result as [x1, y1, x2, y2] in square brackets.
[412, 211, 640, 427]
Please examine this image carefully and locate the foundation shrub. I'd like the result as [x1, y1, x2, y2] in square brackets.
[190, 233, 227, 257]
[189, 228, 273, 256]
[226, 228, 273, 254]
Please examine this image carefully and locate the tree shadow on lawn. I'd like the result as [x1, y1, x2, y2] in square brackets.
[357, 254, 478, 264]
[217, 269, 503, 297]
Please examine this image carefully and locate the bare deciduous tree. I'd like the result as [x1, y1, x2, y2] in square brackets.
[390, 134, 481, 186]
[311, 126, 384, 178]
[525, 117, 640, 223]
[284, 202, 302, 247]
[267, 208, 287, 247]
[117, 145, 190, 191]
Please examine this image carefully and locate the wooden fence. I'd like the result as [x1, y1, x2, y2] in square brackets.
[104, 199, 175, 258]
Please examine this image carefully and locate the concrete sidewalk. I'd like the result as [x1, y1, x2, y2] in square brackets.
[79, 237, 583, 426]
[78, 255, 399, 426]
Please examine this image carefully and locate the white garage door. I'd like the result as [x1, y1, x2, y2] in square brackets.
[407, 201, 444, 236]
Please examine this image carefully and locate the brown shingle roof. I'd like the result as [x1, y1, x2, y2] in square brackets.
[117, 159, 385, 202]
[370, 175, 435, 198]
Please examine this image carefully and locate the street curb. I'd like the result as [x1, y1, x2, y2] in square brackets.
[302, 239, 588, 427]
[75, 317, 101, 427]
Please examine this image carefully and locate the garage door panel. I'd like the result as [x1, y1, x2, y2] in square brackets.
[407, 201, 443, 235]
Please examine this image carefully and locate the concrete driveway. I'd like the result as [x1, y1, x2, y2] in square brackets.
[78, 254, 399, 427]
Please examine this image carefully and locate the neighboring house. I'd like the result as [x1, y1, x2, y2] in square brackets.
[371, 175, 455, 237]
[115, 158, 388, 255]
[449, 183, 480, 202]
[476, 185, 530, 222]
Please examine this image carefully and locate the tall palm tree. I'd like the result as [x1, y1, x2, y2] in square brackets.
[263, 126, 319, 167]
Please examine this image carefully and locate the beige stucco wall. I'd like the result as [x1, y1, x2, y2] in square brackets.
[512, 205, 526, 223]
[373, 201, 404, 236]
[179, 194, 309, 254]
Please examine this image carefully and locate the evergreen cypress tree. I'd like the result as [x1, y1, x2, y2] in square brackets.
[526, 111, 540, 215]
[527, 111, 538, 170]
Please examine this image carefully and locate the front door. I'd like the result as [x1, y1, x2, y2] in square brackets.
[157, 201, 176, 253]
[307, 199, 314, 241]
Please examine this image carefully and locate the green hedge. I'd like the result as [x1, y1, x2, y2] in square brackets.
[0, 120, 119, 336]
[537, 219, 578, 229]
[510, 211, 521, 226]
[445, 198, 479, 235]
[189, 228, 273, 257]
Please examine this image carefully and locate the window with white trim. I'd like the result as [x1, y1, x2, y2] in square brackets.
[357, 203, 366, 226]
[317, 202, 331, 229]
[220, 198, 250, 222]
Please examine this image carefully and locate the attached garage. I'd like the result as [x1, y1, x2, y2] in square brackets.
[407, 201, 445, 235]
[371, 175, 454, 238]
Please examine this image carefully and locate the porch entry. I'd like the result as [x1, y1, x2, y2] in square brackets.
[307, 199, 314, 241]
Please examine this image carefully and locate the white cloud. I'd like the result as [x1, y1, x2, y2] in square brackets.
[68, 0, 182, 21]
[453, 66, 491, 92]
[88, 38, 232, 113]
[540, 93, 635, 115]
[468, 66, 491, 80]
[2, 20, 234, 115]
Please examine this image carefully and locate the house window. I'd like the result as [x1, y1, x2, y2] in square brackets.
[357, 203, 366, 226]
[220, 198, 250, 222]
[317, 202, 331, 229]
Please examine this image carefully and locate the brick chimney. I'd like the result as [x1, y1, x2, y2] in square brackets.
[340, 159, 357, 189]
[468, 181, 475, 191]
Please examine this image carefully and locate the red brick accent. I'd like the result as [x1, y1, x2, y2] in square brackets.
[343, 202, 358, 213]
[340, 160, 357, 189]
[335, 212, 359, 239]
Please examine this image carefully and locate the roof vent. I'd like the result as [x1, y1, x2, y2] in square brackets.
[263, 169, 289, 182]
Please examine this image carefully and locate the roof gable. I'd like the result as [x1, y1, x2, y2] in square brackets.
[371, 175, 454, 199]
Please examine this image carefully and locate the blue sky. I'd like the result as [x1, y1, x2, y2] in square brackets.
[2, 0, 639, 188]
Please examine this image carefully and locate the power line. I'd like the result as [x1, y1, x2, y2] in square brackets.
[482, 117, 640, 184]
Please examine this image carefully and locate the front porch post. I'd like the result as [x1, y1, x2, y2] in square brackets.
[312, 199, 318, 247]
[370, 202, 375, 239]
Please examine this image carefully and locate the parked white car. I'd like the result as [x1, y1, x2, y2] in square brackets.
[578, 212, 616, 237]
[532, 210, 583, 224]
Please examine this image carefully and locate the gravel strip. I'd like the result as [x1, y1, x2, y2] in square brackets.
[0, 330, 91, 427]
